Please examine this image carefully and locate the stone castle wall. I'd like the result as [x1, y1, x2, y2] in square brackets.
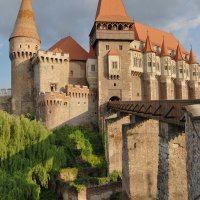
[38, 85, 98, 129]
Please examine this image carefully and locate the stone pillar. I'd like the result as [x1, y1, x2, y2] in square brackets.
[185, 105, 200, 200]
[188, 81, 199, 99]
[160, 77, 175, 100]
[175, 79, 188, 99]
[157, 122, 188, 200]
[122, 118, 159, 199]
[105, 114, 130, 174]
[143, 74, 160, 100]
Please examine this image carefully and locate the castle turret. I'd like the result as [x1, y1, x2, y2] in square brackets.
[9, 0, 41, 115]
[188, 48, 199, 98]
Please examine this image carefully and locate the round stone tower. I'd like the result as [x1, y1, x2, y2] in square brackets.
[9, 0, 40, 115]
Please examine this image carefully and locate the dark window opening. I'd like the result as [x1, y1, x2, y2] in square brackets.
[109, 96, 120, 101]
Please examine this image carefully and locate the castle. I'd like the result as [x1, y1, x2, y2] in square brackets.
[0, 0, 200, 129]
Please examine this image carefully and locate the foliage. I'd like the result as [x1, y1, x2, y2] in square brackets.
[59, 168, 78, 182]
[0, 111, 66, 200]
[109, 192, 123, 200]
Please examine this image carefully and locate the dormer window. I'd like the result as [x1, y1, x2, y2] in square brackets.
[112, 61, 118, 69]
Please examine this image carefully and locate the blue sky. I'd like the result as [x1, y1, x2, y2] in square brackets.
[1, 0, 200, 88]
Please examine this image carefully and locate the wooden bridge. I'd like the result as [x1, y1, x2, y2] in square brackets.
[107, 99, 200, 126]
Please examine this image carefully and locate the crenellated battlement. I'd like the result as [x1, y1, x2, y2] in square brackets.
[9, 50, 36, 60]
[32, 50, 69, 65]
[0, 88, 12, 97]
[65, 84, 96, 98]
[38, 92, 69, 107]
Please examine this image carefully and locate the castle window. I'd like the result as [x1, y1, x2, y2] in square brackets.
[70, 70, 74, 76]
[50, 83, 57, 92]
[193, 72, 196, 76]
[148, 62, 152, 67]
[114, 83, 116, 87]
[180, 69, 183, 73]
[91, 64, 95, 72]
[28, 45, 30, 49]
[134, 58, 137, 67]
[156, 63, 160, 71]
[51, 65, 54, 70]
[106, 45, 109, 50]
[20, 45, 22, 48]
[119, 45, 123, 50]
[112, 61, 118, 69]
[108, 24, 112, 30]
[118, 24, 123, 30]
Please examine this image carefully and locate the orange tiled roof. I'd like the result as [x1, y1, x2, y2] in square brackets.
[175, 43, 184, 61]
[144, 35, 154, 53]
[189, 49, 198, 64]
[108, 49, 119, 56]
[95, 0, 133, 23]
[49, 36, 88, 61]
[134, 22, 186, 53]
[88, 47, 96, 59]
[160, 38, 169, 57]
[10, 0, 40, 41]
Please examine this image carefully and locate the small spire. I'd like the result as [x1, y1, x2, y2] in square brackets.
[189, 48, 198, 64]
[175, 43, 184, 61]
[144, 34, 154, 53]
[10, 0, 40, 42]
[160, 37, 169, 57]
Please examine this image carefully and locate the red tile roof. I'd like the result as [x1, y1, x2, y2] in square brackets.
[95, 0, 133, 22]
[189, 49, 198, 64]
[134, 22, 186, 53]
[88, 47, 96, 59]
[49, 36, 88, 61]
[144, 35, 154, 53]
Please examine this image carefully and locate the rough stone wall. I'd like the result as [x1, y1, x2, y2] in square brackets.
[185, 110, 200, 200]
[105, 115, 130, 174]
[122, 119, 159, 199]
[66, 85, 98, 126]
[33, 50, 69, 94]
[157, 122, 188, 200]
[131, 75, 143, 100]
[69, 61, 87, 86]
[62, 182, 122, 200]
[9, 37, 40, 116]
[97, 41, 132, 127]
[0, 96, 11, 112]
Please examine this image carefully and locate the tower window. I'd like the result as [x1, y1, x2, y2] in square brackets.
[70, 70, 74, 76]
[50, 83, 57, 92]
[112, 61, 118, 69]
[114, 83, 116, 87]
[106, 45, 109, 50]
[119, 45, 123, 50]
[91, 64, 95, 72]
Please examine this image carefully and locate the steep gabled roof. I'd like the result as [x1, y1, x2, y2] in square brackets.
[49, 36, 88, 61]
[10, 0, 40, 41]
[134, 22, 186, 53]
[144, 35, 154, 53]
[160, 38, 169, 57]
[88, 47, 96, 59]
[189, 48, 198, 64]
[95, 0, 133, 22]
[175, 43, 184, 61]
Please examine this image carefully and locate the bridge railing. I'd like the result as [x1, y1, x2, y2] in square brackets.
[107, 99, 200, 126]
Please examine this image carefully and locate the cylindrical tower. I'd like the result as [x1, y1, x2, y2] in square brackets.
[9, 0, 40, 115]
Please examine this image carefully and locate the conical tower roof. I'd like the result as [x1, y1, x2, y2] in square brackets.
[95, 0, 133, 22]
[160, 37, 169, 57]
[189, 48, 198, 64]
[88, 47, 96, 59]
[144, 34, 154, 53]
[175, 43, 184, 61]
[10, 0, 40, 41]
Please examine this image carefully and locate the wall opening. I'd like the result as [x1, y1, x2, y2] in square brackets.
[109, 96, 120, 101]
